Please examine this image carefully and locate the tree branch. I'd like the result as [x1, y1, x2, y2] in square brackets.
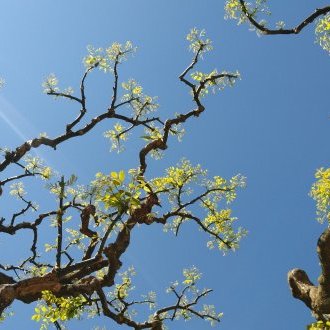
[239, 1, 330, 35]
[288, 227, 330, 319]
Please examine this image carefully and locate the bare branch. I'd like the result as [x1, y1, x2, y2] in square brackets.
[239, 1, 330, 35]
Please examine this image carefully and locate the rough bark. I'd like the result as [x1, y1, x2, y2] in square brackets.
[0, 39, 236, 328]
[288, 228, 330, 320]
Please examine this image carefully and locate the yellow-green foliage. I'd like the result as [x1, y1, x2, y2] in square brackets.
[182, 266, 201, 285]
[107, 267, 157, 317]
[316, 13, 330, 54]
[92, 170, 143, 214]
[308, 321, 330, 329]
[224, 0, 244, 21]
[224, 0, 270, 27]
[42, 74, 74, 97]
[0, 309, 13, 323]
[24, 155, 53, 179]
[84, 42, 136, 72]
[104, 122, 129, 152]
[224, 1, 330, 54]
[24, 29, 245, 328]
[310, 168, 330, 223]
[166, 267, 223, 326]
[190, 69, 240, 96]
[186, 28, 213, 53]
[152, 159, 246, 251]
[103, 78, 159, 152]
[111, 267, 136, 300]
[32, 291, 86, 329]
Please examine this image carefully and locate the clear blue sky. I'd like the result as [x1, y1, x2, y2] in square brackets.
[0, 1, 329, 329]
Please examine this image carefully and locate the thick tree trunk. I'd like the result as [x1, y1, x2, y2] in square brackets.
[288, 228, 330, 320]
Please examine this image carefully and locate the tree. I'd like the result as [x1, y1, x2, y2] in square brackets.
[0, 29, 245, 329]
[288, 170, 330, 329]
[1, 2, 328, 329]
[224, 0, 330, 53]
[223, 1, 330, 328]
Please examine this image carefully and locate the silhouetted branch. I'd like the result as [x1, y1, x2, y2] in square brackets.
[239, 1, 330, 35]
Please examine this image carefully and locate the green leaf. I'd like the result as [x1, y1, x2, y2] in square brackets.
[112, 179, 121, 186]
[119, 170, 125, 183]
[31, 314, 41, 321]
[111, 172, 118, 179]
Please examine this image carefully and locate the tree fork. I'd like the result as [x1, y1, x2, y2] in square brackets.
[288, 228, 330, 320]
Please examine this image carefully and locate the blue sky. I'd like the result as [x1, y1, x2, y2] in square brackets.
[0, 1, 329, 329]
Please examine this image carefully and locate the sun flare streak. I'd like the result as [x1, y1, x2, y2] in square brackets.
[0, 95, 30, 142]
[0, 95, 56, 169]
